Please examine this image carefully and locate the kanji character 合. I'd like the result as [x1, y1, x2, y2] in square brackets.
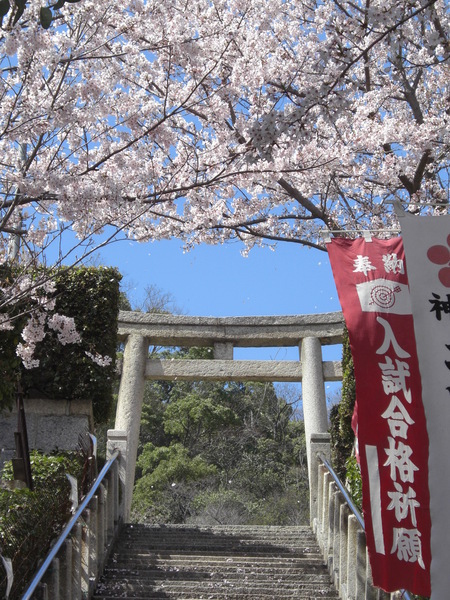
[381, 395, 414, 439]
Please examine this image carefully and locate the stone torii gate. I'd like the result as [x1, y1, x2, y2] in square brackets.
[111, 310, 345, 521]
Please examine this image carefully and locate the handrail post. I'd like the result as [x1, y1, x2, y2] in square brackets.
[322, 472, 331, 564]
[309, 433, 331, 528]
[327, 482, 336, 573]
[107, 430, 128, 523]
[89, 495, 99, 587]
[72, 521, 82, 600]
[46, 557, 60, 600]
[339, 501, 350, 599]
[81, 508, 91, 597]
[332, 489, 341, 588]
[347, 514, 358, 600]
[316, 463, 325, 542]
[98, 484, 106, 573]
[59, 538, 72, 600]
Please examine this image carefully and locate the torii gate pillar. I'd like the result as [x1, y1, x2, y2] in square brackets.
[300, 336, 329, 475]
[114, 334, 148, 521]
[301, 336, 330, 526]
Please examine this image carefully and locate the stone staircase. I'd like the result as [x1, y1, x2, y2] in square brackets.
[93, 524, 339, 599]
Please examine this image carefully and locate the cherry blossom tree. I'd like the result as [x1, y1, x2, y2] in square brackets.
[0, 0, 448, 356]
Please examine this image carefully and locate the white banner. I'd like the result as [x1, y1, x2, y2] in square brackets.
[399, 214, 450, 600]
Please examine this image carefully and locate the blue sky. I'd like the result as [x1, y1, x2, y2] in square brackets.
[95, 237, 344, 404]
[98, 237, 340, 318]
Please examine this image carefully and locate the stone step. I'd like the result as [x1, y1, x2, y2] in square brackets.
[94, 582, 339, 599]
[104, 553, 323, 572]
[94, 591, 339, 599]
[102, 567, 333, 580]
[94, 524, 339, 600]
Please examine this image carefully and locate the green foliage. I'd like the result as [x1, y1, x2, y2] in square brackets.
[133, 443, 217, 523]
[345, 455, 362, 511]
[330, 326, 356, 479]
[0, 266, 121, 421]
[1, 449, 83, 487]
[163, 393, 239, 444]
[131, 357, 309, 526]
[191, 489, 254, 525]
[0, 450, 84, 599]
[0, 266, 26, 410]
[137, 442, 217, 486]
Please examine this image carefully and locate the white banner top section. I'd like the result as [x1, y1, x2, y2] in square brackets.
[399, 214, 450, 600]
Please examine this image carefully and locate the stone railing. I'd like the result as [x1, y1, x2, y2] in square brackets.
[20, 431, 127, 600]
[310, 435, 411, 600]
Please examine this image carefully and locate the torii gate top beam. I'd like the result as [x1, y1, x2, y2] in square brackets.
[117, 310, 344, 347]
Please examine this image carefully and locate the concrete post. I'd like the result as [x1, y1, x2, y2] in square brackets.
[46, 558, 60, 600]
[315, 463, 324, 538]
[107, 430, 127, 522]
[59, 538, 72, 600]
[114, 334, 148, 521]
[355, 529, 367, 600]
[332, 490, 341, 589]
[98, 484, 106, 571]
[309, 433, 331, 528]
[347, 514, 358, 600]
[102, 478, 112, 546]
[81, 509, 91, 596]
[300, 337, 329, 483]
[71, 521, 82, 600]
[365, 546, 378, 600]
[327, 483, 336, 574]
[322, 472, 331, 563]
[89, 495, 98, 584]
[339, 502, 350, 599]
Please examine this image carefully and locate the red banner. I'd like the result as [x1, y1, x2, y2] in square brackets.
[328, 236, 431, 596]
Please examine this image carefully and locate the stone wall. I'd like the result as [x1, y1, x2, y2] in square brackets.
[0, 398, 93, 470]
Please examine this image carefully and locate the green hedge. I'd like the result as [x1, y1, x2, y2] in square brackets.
[0, 265, 26, 411]
[0, 266, 121, 423]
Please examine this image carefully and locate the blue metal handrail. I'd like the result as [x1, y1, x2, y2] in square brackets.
[21, 449, 120, 600]
[319, 454, 413, 600]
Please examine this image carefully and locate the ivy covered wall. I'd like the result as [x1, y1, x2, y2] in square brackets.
[329, 326, 356, 480]
[0, 266, 121, 423]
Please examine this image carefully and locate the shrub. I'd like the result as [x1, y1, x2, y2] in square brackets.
[0, 450, 84, 599]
